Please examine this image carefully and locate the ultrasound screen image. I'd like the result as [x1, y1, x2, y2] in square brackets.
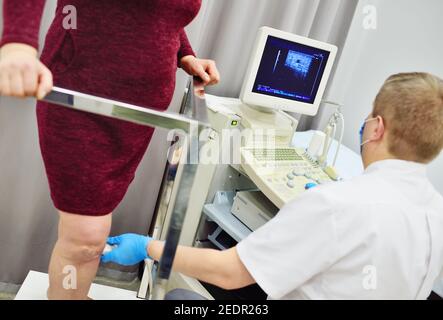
[253, 36, 331, 104]
[284, 51, 313, 80]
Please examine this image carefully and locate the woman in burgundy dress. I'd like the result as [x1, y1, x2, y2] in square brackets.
[0, 0, 219, 299]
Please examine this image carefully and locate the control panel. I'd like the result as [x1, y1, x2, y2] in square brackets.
[240, 147, 332, 208]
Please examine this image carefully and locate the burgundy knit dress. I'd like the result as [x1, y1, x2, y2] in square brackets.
[1, 0, 201, 215]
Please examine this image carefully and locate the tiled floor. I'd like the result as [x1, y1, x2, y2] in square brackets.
[0, 292, 16, 300]
[0, 282, 19, 300]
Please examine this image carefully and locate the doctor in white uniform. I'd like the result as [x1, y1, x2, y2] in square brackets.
[102, 72, 443, 300]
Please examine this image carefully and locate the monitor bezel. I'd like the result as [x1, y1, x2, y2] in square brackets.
[240, 26, 338, 116]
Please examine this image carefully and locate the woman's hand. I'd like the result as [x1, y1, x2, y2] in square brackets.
[180, 55, 220, 86]
[0, 43, 53, 99]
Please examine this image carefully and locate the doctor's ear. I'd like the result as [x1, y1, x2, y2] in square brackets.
[371, 116, 386, 142]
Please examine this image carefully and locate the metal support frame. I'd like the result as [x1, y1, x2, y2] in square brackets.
[40, 78, 211, 300]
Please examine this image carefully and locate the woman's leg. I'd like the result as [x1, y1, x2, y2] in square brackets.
[36, 103, 155, 299]
[47, 210, 112, 300]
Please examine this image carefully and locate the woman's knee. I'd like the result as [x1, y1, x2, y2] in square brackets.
[57, 210, 112, 263]
[66, 243, 106, 263]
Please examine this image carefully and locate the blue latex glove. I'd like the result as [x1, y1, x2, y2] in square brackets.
[101, 233, 152, 266]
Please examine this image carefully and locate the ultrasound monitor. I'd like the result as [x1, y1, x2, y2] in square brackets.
[240, 27, 338, 116]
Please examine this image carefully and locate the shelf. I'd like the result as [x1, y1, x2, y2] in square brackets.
[203, 191, 251, 243]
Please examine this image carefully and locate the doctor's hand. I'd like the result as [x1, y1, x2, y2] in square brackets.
[0, 43, 53, 99]
[101, 233, 152, 266]
[180, 55, 220, 86]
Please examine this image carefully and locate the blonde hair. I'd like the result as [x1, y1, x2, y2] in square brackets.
[373, 72, 443, 163]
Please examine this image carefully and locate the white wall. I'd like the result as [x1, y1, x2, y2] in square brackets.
[316, 0, 443, 193]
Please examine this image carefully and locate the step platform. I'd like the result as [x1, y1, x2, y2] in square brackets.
[15, 271, 140, 300]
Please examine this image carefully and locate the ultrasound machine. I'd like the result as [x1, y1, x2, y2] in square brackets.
[141, 26, 341, 299]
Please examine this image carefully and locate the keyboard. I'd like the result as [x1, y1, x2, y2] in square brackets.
[240, 147, 332, 208]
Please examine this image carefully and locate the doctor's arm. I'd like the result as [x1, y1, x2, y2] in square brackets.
[101, 234, 256, 290]
[150, 240, 255, 290]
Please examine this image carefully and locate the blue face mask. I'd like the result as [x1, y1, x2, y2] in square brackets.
[359, 117, 378, 154]
[359, 122, 365, 146]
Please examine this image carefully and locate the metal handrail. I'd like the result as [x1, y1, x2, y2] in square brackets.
[42, 82, 210, 134]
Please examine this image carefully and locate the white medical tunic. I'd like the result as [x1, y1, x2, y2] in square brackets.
[237, 160, 443, 299]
